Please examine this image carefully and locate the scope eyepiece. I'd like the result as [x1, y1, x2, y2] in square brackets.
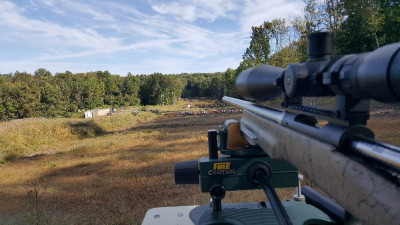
[352, 42, 400, 102]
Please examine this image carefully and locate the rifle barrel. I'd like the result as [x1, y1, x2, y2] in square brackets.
[222, 96, 284, 123]
[352, 138, 400, 172]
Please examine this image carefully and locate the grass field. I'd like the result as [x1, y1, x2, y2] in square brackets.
[0, 99, 399, 225]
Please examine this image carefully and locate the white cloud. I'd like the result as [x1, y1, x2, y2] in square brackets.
[63, 1, 115, 22]
[99, 1, 145, 17]
[150, 0, 239, 22]
[1, 0, 244, 59]
[0, 2, 121, 50]
[51, 7, 65, 15]
[140, 55, 240, 74]
[240, 0, 303, 32]
[34, 39, 179, 61]
[28, 0, 39, 10]
[41, 0, 55, 7]
[122, 21, 170, 39]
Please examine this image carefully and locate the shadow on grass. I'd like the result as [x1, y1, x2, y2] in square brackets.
[67, 120, 106, 139]
[0, 153, 18, 165]
[42, 161, 112, 178]
[20, 156, 201, 224]
[127, 113, 242, 135]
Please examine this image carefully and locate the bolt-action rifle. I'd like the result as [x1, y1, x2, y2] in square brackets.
[142, 32, 400, 225]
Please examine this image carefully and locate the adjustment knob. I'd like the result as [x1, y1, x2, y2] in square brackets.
[174, 160, 199, 184]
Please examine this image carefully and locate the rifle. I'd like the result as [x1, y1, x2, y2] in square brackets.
[142, 32, 400, 225]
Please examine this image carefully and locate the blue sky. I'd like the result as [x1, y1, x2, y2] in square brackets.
[0, 0, 303, 76]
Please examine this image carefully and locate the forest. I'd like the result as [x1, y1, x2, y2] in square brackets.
[0, 0, 398, 121]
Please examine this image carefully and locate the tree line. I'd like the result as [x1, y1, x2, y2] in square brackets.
[0, 0, 398, 120]
[0, 69, 234, 120]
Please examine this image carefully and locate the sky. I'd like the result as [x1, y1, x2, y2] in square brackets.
[0, 0, 304, 76]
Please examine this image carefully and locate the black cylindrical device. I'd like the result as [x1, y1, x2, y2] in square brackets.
[208, 130, 218, 159]
[174, 160, 199, 184]
[302, 186, 345, 224]
[307, 32, 334, 61]
[350, 42, 400, 102]
[236, 65, 283, 101]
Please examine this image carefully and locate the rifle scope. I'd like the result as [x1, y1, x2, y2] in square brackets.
[237, 34, 400, 103]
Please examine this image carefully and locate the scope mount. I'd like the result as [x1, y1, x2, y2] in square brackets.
[281, 93, 370, 127]
[276, 32, 371, 127]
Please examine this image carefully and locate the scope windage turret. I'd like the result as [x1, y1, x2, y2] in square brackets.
[236, 41, 400, 103]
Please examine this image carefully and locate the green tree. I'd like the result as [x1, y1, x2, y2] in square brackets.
[268, 43, 303, 68]
[33, 69, 71, 117]
[336, 0, 384, 53]
[323, 0, 345, 33]
[14, 82, 40, 118]
[71, 73, 85, 110]
[270, 19, 289, 62]
[290, 0, 327, 62]
[38, 82, 64, 117]
[140, 73, 183, 105]
[54, 71, 81, 114]
[164, 75, 184, 105]
[303, 0, 325, 33]
[377, 0, 400, 46]
[181, 74, 212, 98]
[11, 72, 41, 118]
[223, 68, 238, 97]
[82, 73, 105, 109]
[209, 74, 225, 99]
[105, 74, 123, 107]
[241, 21, 273, 71]
[0, 76, 17, 120]
[122, 73, 141, 106]
[34, 68, 52, 78]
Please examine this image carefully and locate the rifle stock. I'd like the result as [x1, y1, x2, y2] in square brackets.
[223, 96, 400, 225]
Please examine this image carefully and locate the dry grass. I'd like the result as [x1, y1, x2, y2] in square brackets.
[0, 101, 398, 225]
[369, 110, 400, 146]
[0, 101, 272, 225]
